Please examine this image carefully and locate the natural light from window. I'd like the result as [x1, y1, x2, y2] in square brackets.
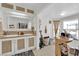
[63, 19, 78, 39]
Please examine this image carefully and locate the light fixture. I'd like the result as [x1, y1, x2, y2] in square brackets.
[10, 14, 29, 19]
[60, 11, 66, 16]
[10, 12, 28, 17]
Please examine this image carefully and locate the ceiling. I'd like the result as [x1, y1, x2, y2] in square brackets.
[48, 3, 79, 18]
[14, 3, 79, 18]
[15, 3, 50, 15]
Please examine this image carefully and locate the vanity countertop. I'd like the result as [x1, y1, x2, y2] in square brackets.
[0, 34, 35, 39]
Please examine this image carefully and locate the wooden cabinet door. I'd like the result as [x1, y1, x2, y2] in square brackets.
[15, 37, 26, 54]
[17, 39, 25, 50]
[29, 37, 34, 47]
[2, 40, 12, 54]
[1, 39, 14, 56]
[28, 37, 35, 50]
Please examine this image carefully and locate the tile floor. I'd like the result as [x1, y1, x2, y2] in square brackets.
[13, 39, 55, 56]
[14, 50, 35, 56]
[33, 39, 55, 56]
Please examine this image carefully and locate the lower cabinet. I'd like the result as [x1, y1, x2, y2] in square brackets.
[29, 38, 34, 47]
[28, 36, 35, 50]
[0, 39, 15, 56]
[0, 36, 35, 56]
[14, 37, 26, 54]
[2, 40, 12, 54]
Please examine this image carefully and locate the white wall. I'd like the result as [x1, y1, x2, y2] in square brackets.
[35, 5, 55, 49]
[35, 5, 79, 49]
[37, 6, 54, 38]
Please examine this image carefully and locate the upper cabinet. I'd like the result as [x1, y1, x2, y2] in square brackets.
[16, 6, 25, 12]
[0, 3, 34, 14]
[27, 9, 34, 14]
[0, 3, 35, 31]
[1, 3, 14, 9]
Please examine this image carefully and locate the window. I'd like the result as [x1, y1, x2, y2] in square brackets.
[63, 19, 78, 39]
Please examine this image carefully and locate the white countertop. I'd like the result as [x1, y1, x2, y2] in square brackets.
[67, 40, 79, 49]
[0, 34, 35, 39]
